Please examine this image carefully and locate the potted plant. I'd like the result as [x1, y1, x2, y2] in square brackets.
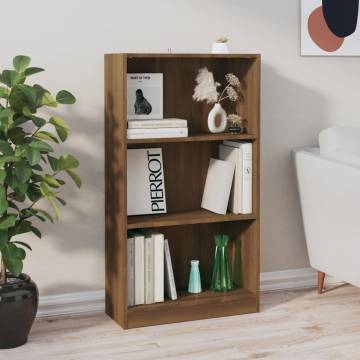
[0, 55, 81, 349]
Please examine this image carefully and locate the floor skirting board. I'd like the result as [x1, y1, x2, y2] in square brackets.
[36, 268, 344, 318]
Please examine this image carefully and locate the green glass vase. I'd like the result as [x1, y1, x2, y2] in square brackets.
[210, 234, 233, 292]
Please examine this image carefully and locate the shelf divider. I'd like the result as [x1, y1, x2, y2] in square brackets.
[127, 133, 256, 145]
[127, 209, 256, 229]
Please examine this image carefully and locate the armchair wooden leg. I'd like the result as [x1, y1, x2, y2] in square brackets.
[317, 271, 325, 294]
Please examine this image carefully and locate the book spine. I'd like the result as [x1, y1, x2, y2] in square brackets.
[127, 237, 135, 307]
[144, 236, 154, 304]
[241, 144, 252, 214]
[153, 234, 164, 303]
[164, 240, 177, 300]
[134, 235, 145, 305]
[128, 120, 187, 129]
[127, 128, 188, 139]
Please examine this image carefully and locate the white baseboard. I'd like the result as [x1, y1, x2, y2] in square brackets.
[260, 267, 344, 292]
[37, 290, 105, 318]
[36, 268, 345, 318]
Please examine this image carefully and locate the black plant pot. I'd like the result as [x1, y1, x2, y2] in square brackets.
[0, 274, 38, 349]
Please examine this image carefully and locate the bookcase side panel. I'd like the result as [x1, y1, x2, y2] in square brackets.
[105, 54, 128, 328]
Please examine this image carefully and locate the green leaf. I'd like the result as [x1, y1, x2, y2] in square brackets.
[0, 214, 17, 230]
[49, 116, 69, 141]
[29, 140, 53, 153]
[2, 242, 25, 276]
[9, 84, 37, 113]
[8, 127, 26, 145]
[56, 90, 76, 104]
[0, 70, 25, 87]
[0, 86, 10, 99]
[31, 116, 46, 127]
[47, 155, 60, 172]
[43, 174, 61, 188]
[24, 145, 41, 166]
[39, 182, 55, 197]
[0, 230, 8, 251]
[0, 155, 20, 164]
[34, 131, 59, 144]
[12, 115, 30, 127]
[0, 169, 6, 185]
[24, 67, 44, 76]
[14, 160, 32, 183]
[58, 154, 79, 170]
[66, 169, 81, 188]
[26, 184, 42, 202]
[0, 108, 14, 131]
[41, 92, 57, 107]
[56, 196, 66, 206]
[0, 187, 8, 216]
[33, 208, 54, 223]
[10, 220, 32, 236]
[0, 140, 13, 155]
[47, 196, 60, 220]
[13, 55, 31, 73]
[30, 226, 41, 238]
[12, 241, 32, 251]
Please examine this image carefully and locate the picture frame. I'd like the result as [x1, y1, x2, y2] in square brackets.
[301, 0, 360, 56]
[127, 73, 163, 120]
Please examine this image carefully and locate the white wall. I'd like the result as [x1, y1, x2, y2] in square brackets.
[2, 0, 359, 295]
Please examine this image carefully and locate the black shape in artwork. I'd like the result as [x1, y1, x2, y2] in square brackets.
[134, 89, 152, 115]
[322, 0, 359, 37]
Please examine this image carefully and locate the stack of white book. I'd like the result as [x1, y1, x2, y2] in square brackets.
[127, 230, 177, 306]
[127, 118, 188, 139]
[201, 141, 252, 215]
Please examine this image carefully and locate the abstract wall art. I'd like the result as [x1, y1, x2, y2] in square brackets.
[301, 0, 360, 56]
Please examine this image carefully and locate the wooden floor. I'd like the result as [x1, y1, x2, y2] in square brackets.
[4, 285, 360, 359]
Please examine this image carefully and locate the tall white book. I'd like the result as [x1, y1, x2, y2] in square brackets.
[144, 235, 154, 304]
[144, 230, 164, 303]
[129, 231, 145, 305]
[221, 141, 253, 214]
[164, 239, 177, 300]
[127, 237, 135, 307]
[201, 158, 235, 215]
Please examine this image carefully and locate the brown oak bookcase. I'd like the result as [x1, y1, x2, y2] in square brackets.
[105, 53, 260, 329]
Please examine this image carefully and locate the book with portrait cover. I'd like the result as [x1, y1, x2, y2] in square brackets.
[127, 148, 167, 216]
[127, 73, 163, 120]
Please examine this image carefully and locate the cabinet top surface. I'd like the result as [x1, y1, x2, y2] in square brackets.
[105, 53, 261, 59]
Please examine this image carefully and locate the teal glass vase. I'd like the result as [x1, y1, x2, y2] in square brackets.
[210, 234, 233, 292]
[188, 260, 202, 294]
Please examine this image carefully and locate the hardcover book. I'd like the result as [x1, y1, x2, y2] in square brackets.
[221, 141, 252, 214]
[128, 231, 145, 305]
[164, 239, 177, 300]
[127, 237, 135, 307]
[127, 148, 167, 216]
[144, 235, 154, 304]
[201, 158, 235, 215]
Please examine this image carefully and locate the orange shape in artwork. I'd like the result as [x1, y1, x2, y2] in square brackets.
[308, 6, 344, 52]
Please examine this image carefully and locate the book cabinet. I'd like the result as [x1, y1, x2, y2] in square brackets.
[105, 53, 260, 329]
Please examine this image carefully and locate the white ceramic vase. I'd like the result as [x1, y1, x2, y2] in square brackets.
[211, 42, 229, 54]
[208, 103, 227, 133]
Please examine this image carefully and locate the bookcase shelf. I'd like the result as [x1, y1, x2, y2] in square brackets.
[127, 288, 256, 328]
[105, 53, 261, 329]
[127, 133, 257, 144]
[128, 209, 256, 229]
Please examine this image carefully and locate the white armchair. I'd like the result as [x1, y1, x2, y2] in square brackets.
[294, 127, 360, 293]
